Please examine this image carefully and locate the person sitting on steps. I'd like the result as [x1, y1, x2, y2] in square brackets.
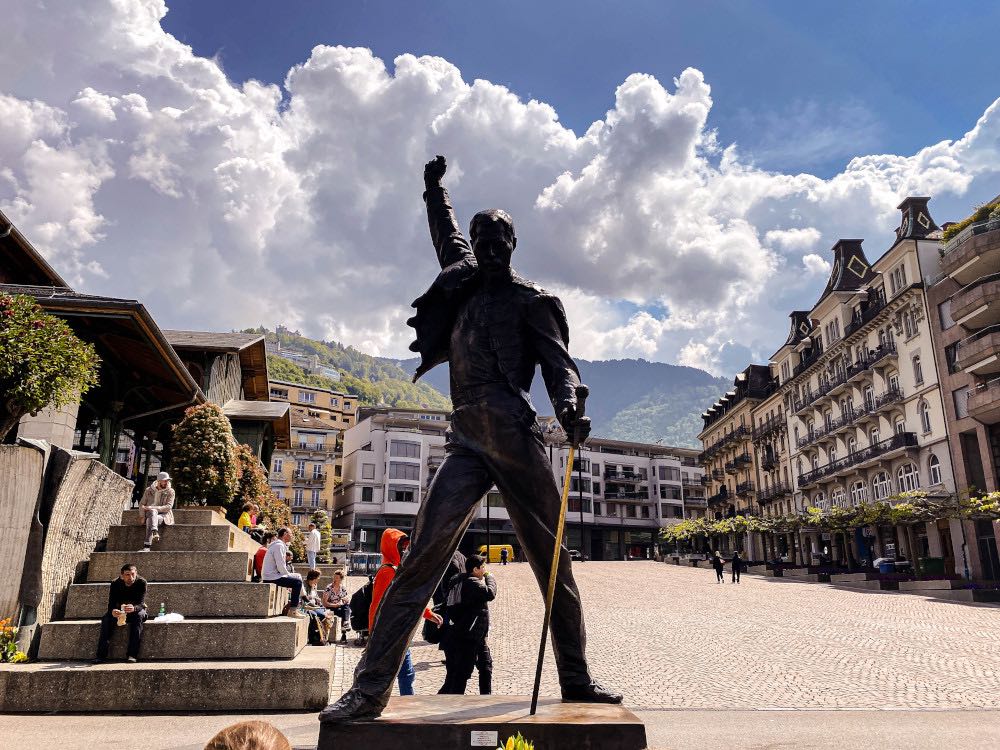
[93, 563, 147, 663]
[261, 528, 305, 618]
[138, 472, 174, 552]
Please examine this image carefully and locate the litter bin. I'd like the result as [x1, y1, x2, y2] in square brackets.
[878, 560, 896, 575]
[919, 556, 945, 576]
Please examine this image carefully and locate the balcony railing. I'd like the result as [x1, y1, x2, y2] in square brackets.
[793, 344, 824, 378]
[707, 490, 731, 506]
[700, 475, 712, 486]
[797, 431, 917, 486]
[604, 472, 647, 483]
[735, 481, 755, 496]
[969, 377, 1000, 424]
[700, 425, 751, 462]
[734, 453, 752, 466]
[684, 497, 708, 507]
[724, 461, 738, 474]
[761, 456, 778, 472]
[752, 414, 785, 441]
[757, 482, 792, 503]
[844, 294, 888, 338]
[711, 469, 725, 481]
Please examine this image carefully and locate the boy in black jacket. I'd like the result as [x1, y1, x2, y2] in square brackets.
[439, 554, 497, 695]
[93, 563, 147, 663]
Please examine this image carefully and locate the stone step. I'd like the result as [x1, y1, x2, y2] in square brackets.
[38, 617, 309, 661]
[925, 588, 1000, 603]
[105, 523, 260, 554]
[121, 508, 227, 526]
[86, 550, 252, 582]
[830, 572, 872, 583]
[0, 646, 334, 712]
[64, 582, 288, 619]
[898, 578, 965, 591]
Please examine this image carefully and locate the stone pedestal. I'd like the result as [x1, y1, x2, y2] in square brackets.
[319, 695, 648, 749]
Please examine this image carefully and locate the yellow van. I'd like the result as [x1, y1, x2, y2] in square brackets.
[477, 544, 515, 564]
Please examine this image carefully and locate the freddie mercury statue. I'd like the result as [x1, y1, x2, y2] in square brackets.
[320, 155, 621, 722]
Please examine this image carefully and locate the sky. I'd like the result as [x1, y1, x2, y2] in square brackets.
[3, 0, 1000, 376]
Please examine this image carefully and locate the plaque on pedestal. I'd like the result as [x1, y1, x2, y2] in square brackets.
[319, 695, 647, 749]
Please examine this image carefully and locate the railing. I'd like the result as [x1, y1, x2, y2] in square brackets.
[757, 482, 792, 503]
[752, 413, 785, 441]
[700, 475, 711, 486]
[684, 497, 708, 507]
[724, 461, 738, 474]
[700, 425, 751, 462]
[793, 345, 824, 378]
[798, 432, 917, 486]
[708, 491, 730, 505]
[942, 218, 1000, 256]
[761, 456, 778, 471]
[604, 491, 650, 500]
[734, 453, 752, 466]
[955, 324, 1000, 359]
[711, 469, 725, 481]
[955, 271, 1000, 303]
[604, 472, 647, 482]
[735, 481, 755, 496]
[682, 477, 702, 486]
[844, 295, 888, 338]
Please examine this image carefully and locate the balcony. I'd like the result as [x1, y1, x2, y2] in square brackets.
[684, 497, 708, 507]
[757, 482, 792, 504]
[873, 387, 903, 413]
[793, 345, 824, 378]
[707, 490, 731, 506]
[603, 491, 651, 502]
[941, 218, 1000, 285]
[603, 471, 647, 483]
[711, 469, 725, 481]
[955, 325, 1000, 376]
[724, 461, 738, 475]
[734, 452, 752, 467]
[752, 414, 785, 441]
[797, 432, 917, 487]
[682, 477, 702, 487]
[700, 475, 711, 486]
[844, 294, 888, 338]
[952, 273, 1000, 329]
[735, 481, 755, 497]
[761, 456, 778, 472]
[968, 378, 1000, 424]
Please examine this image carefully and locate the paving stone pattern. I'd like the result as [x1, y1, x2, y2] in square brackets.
[335, 562, 1000, 710]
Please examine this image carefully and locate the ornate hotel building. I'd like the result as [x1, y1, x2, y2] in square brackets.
[701, 198, 962, 569]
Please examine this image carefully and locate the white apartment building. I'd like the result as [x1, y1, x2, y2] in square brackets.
[334, 407, 703, 560]
[769, 198, 957, 565]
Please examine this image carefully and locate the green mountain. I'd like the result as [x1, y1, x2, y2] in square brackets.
[252, 326, 729, 447]
[248, 327, 451, 411]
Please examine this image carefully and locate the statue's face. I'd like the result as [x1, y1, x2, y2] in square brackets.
[470, 212, 515, 273]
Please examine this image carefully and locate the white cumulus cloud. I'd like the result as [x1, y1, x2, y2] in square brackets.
[1, 0, 1000, 375]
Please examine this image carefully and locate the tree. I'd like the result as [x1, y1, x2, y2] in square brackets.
[257, 491, 306, 561]
[171, 403, 239, 506]
[312, 509, 333, 564]
[231, 443, 273, 522]
[0, 293, 100, 440]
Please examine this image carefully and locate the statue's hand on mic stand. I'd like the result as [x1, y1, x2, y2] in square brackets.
[558, 385, 591, 447]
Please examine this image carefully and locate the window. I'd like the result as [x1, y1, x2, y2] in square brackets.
[813, 491, 827, 511]
[897, 463, 919, 493]
[831, 488, 845, 508]
[828, 447, 838, 464]
[659, 466, 680, 481]
[850, 481, 868, 506]
[660, 485, 681, 500]
[361, 487, 374, 503]
[593, 502, 602, 516]
[272, 458, 283, 473]
[953, 388, 970, 419]
[591, 462, 600, 477]
[390, 440, 421, 458]
[330, 397, 339, 407]
[292, 513, 302, 526]
[903, 312, 915, 338]
[641, 506, 651, 519]
[894, 417, 906, 435]
[389, 485, 417, 503]
[888, 372, 899, 393]
[295, 460, 305, 478]
[388, 462, 420, 480]
[298, 391, 316, 404]
[310, 489, 321, 506]
[593, 482, 601, 495]
[781, 361, 791, 382]
[270, 387, 289, 400]
[919, 400, 932, 433]
[870, 428, 880, 445]
[945, 342, 961, 374]
[361, 463, 375, 480]
[938, 299, 955, 329]
[929, 455, 943, 485]
[274, 489, 283, 500]
[847, 436, 857, 455]
[872, 472, 892, 501]
[626, 505, 637, 518]
[864, 385, 875, 410]
[570, 477, 592, 493]
[889, 264, 907, 295]
[293, 488, 304, 504]
[912, 355, 924, 385]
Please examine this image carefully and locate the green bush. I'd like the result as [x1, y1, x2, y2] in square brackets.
[171, 403, 239, 506]
[942, 201, 1000, 242]
[312, 509, 333, 564]
[0, 293, 100, 440]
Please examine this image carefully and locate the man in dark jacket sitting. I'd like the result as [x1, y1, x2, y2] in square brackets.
[93, 563, 147, 663]
[439, 554, 497, 695]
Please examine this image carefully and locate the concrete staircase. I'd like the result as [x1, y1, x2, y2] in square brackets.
[0, 507, 334, 712]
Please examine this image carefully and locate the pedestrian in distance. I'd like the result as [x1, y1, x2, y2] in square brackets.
[93, 563, 147, 663]
[731, 550, 743, 584]
[138, 471, 174, 551]
[438, 554, 497, 696]
[712, 551, 725, 583]
[499, 547, 508, 566]
[306, 522, 321, 569]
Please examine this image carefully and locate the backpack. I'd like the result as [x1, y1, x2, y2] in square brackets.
[349, 576, 375, 633]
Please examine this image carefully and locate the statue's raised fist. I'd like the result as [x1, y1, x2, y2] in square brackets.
[424, 155, 447, 188]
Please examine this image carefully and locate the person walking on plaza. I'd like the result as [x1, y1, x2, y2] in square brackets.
[712, 551, 725, 583]
[368, 528, 443, 695]
[93, 563, 147, 663]
[439, 554, 497, 696]
[731, 550, 743, 584]
[499, 547, 508, 566]
[306, 522, 322, 570]
[138, 471, 174, 551]
[323, 571, 352, 643]
[262, 528, 305, 618]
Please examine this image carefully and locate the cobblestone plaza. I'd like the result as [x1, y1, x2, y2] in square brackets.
[338, 561, 1000, 710]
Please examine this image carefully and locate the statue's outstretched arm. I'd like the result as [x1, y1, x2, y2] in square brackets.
[423, 155, 474, 270]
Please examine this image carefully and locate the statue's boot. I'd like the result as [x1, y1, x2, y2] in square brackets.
[318, 688, 389, 723]
[561, 681, 623, 704]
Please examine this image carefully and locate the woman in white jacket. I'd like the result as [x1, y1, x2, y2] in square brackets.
[139, 471, 175, 551]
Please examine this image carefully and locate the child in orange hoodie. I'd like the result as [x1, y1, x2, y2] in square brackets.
[370, 528, 442, 695]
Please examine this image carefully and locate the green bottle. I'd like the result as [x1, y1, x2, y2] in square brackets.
[158, 602, 166, 617]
